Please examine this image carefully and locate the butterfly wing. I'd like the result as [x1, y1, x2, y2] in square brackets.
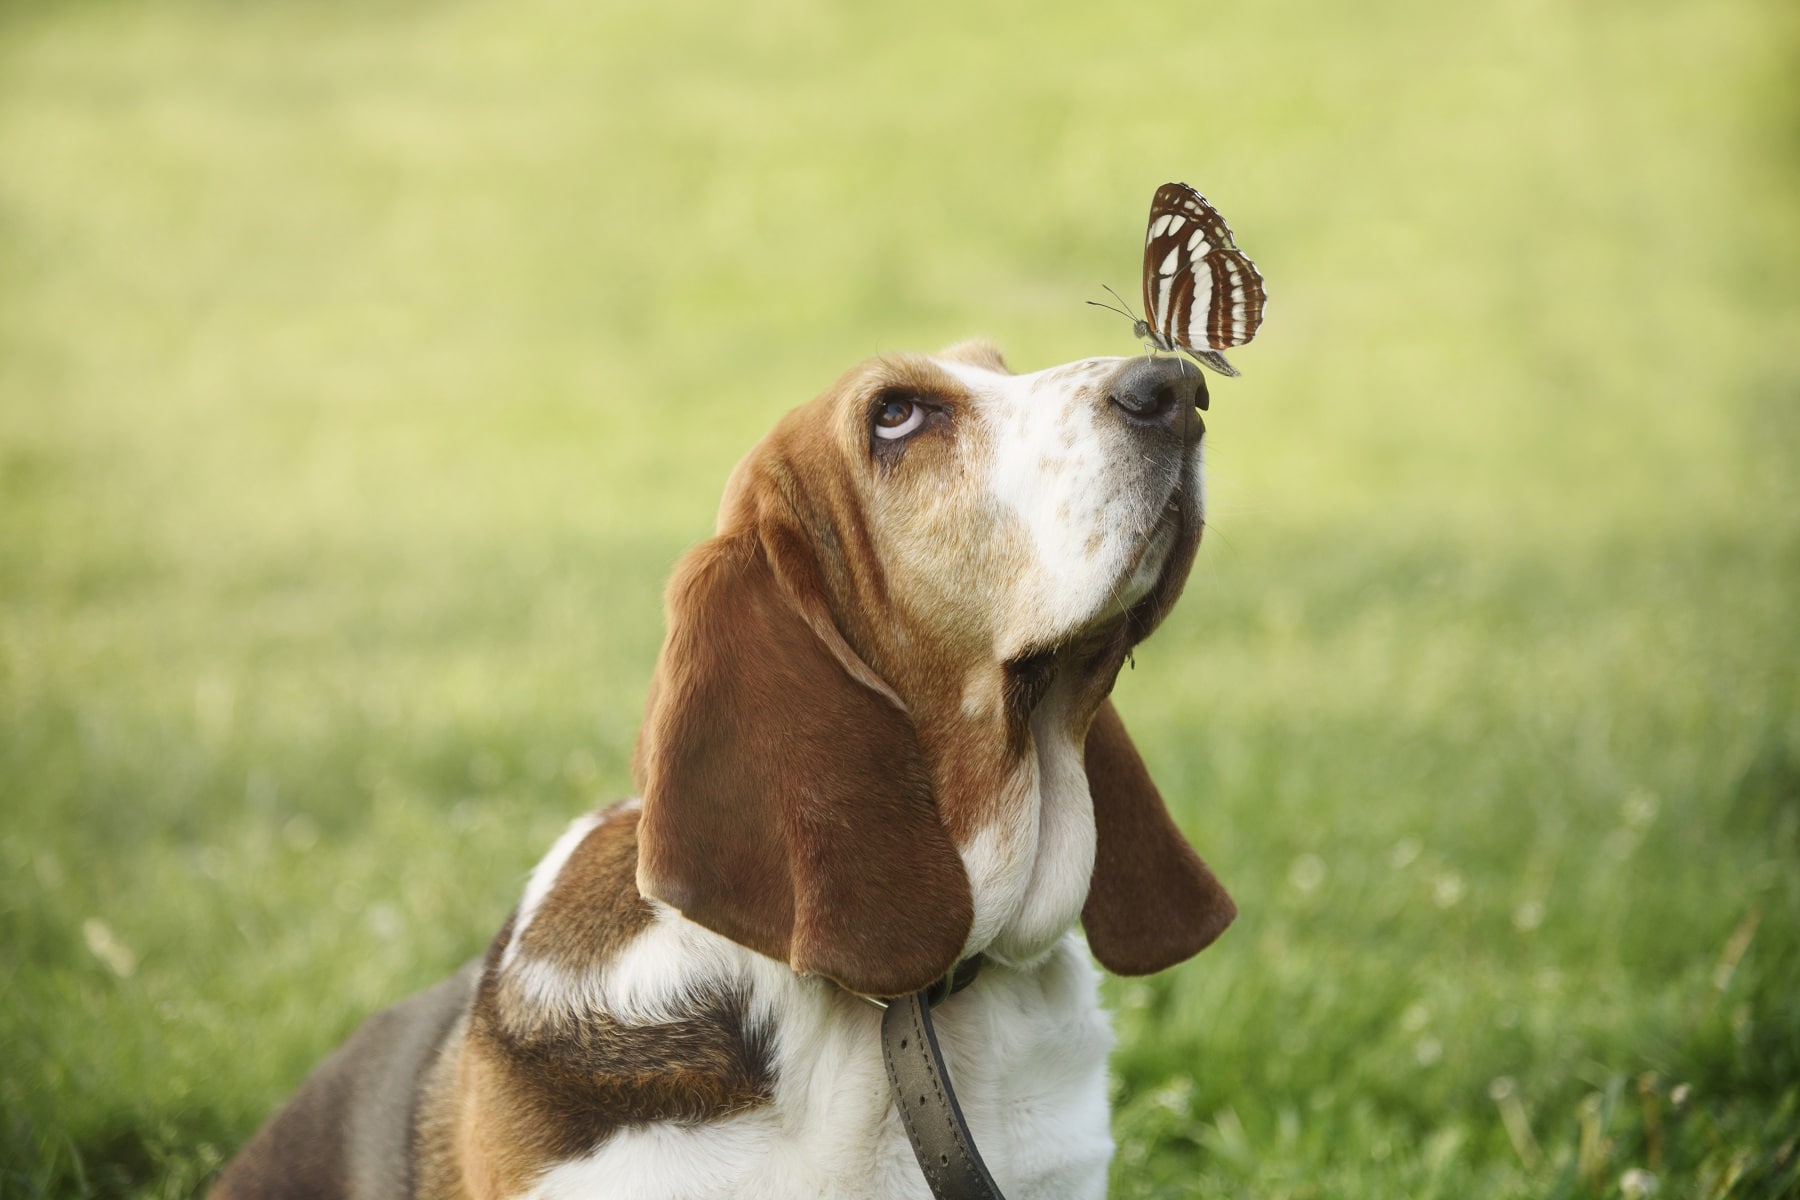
[1140, 182, 1266, 374]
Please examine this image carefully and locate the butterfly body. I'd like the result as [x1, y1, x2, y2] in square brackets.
[1129, 316, 1239, 378]
[1109, 181, 1266, 377]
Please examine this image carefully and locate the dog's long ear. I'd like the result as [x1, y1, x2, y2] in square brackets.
[633, 525, 972, 999]
[1082, 700, 1235, 974]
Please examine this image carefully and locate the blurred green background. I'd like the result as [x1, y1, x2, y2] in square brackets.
[2, 0, 1795, 1196]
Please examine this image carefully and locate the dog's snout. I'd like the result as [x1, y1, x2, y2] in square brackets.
[1105, 356, 1209, 434]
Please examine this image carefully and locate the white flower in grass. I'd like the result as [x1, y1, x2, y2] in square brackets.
[1287, 853, 1326, 893]
[1151, 1078, 1193, 1114]
[83, 917, 137, 978]
[365, 902, 403, 940]
[1620, 1167, 1658, 1197]
[1621, 791, 1659, 830]
[1513, 900, 1545, 931]
[1432, 872, 1465, 908]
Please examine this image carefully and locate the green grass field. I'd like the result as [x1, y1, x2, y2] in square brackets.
[2, 0, 1796, 1196]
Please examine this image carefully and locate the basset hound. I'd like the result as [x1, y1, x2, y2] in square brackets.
[213, 339, 1235, 1200]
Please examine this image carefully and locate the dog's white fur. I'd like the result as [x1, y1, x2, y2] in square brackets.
[517, 927, 1112, 1200]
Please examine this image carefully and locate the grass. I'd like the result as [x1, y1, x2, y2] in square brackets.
[2, 0, 1796, 1195]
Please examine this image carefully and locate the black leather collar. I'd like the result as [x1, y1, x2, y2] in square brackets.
[878, 958, 1007, 1200]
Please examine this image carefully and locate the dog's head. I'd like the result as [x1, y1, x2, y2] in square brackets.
[633, 340, 1234, 997]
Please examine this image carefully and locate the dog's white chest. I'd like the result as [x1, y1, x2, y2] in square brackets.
[519, 939, 1115, 1200]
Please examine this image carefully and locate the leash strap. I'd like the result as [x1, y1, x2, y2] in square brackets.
[879, 959, 1006, 1200]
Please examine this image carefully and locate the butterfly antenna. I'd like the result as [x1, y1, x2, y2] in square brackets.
[1087, 284, 1143, 324]
[1085, 297, 1133, 321]
[1102, 284, 1140, 321]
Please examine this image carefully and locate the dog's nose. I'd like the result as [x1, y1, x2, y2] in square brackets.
[1105, 355, 1209, 437]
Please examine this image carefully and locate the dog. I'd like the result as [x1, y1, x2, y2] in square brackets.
[212, 339, 1235, 1200]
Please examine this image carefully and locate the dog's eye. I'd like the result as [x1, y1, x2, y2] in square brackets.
[873, 398, 926, 440]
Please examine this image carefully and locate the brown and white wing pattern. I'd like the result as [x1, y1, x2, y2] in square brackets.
[1140, 182, 1266, 377]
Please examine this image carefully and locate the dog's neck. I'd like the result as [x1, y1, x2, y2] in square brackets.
[941, 662, 1106, 968]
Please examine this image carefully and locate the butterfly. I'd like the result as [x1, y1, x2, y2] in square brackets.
[1091, 181, 1267, 377]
